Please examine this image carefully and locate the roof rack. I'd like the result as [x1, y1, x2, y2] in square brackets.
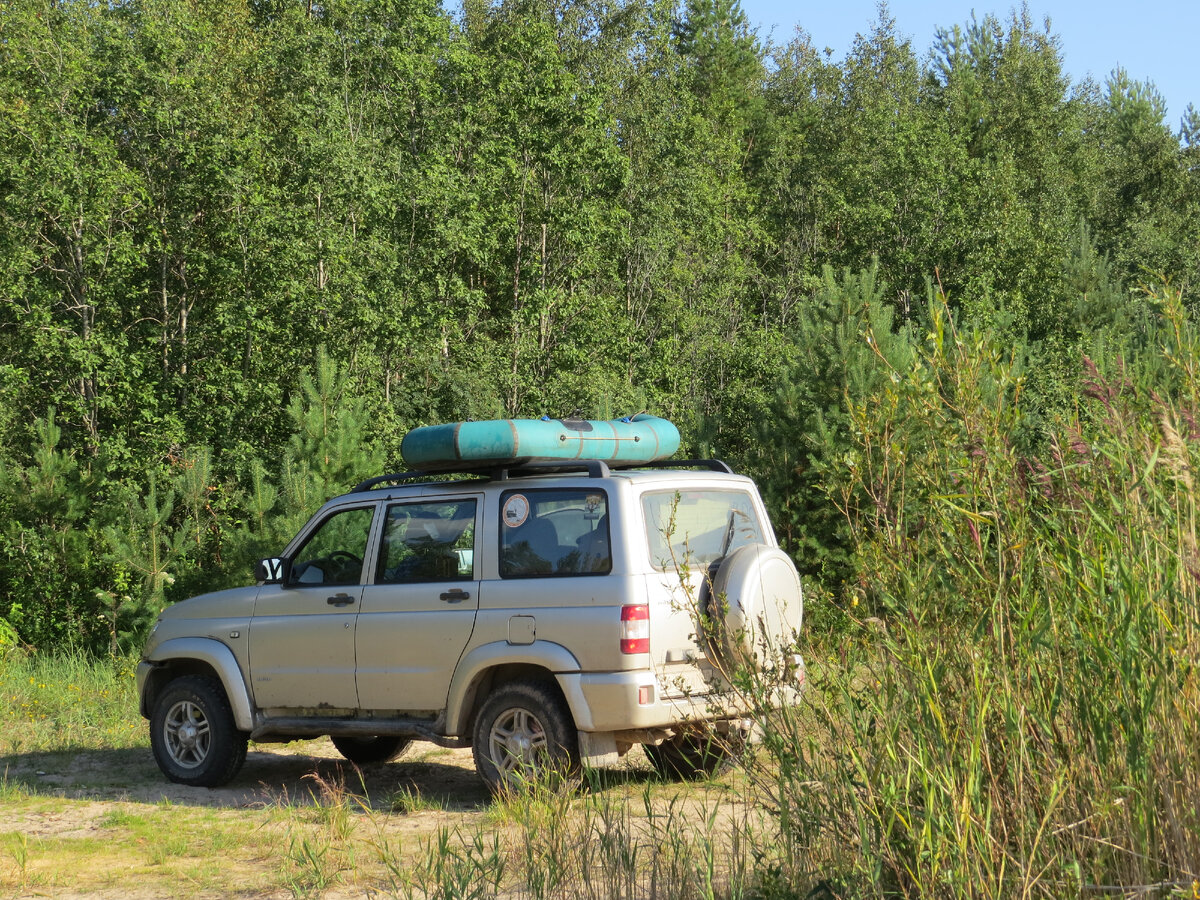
[611, 458, 734, 474]
[490, 460, 611, 480]
[351, 457, 732, 493]
[352, 459, 612, 492]
[352, 470, 450, 492]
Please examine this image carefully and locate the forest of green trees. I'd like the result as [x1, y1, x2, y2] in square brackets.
[1, 0, 1198, 654]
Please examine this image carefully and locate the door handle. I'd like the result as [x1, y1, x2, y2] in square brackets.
[327, 593, 355, 607]
[439, 589, 471, 603]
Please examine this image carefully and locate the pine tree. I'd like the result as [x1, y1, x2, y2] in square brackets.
[750, 266, 915, 594]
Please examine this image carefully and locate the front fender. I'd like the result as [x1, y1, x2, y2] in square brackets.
[445, 640, 584, 736]
[140, 637, 255, 732]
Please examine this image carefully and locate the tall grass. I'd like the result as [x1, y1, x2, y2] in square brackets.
[372, 777, 769, 900]
[0, 651, 143, 754]
[746, 284, 1200, 897]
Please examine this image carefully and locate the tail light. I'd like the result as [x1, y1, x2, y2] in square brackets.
[620, 604, 650, 654]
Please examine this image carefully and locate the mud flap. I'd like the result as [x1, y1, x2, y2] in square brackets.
[577, 731, 620, 768]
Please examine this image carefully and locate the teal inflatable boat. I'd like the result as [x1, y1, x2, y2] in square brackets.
[401, 414, 681, 471]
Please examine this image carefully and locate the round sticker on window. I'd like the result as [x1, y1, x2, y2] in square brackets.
[502, 494, 530, 528]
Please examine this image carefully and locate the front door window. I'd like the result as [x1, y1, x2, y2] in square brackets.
[249, 504, 375, 712]
[291, 506, 374, 586]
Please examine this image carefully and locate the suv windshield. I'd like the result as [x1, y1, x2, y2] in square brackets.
[642, 489, 764, 571]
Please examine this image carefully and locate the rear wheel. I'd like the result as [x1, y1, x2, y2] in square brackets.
[644, 730, 737, 780]
[472, 681, 579, 793]
[330, 735, 411, 765]
[150, 675, 248, 787]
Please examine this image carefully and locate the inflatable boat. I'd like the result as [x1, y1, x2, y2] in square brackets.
[400, 414, 681, 471]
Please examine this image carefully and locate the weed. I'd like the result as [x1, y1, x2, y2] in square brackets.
[0, 768, 29, 802]
[376, 826, 504, 900]
[282, 832, 348, 899]
[391, 784, 447, 814]
[301, 768, 361, 843]
[97, 808, 145, 829]
[4, 832, 29, 889]
[146, 831, 194, 866]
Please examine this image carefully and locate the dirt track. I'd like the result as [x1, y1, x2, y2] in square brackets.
[1, 736, 749, 900]
[4, 740, 495, 814]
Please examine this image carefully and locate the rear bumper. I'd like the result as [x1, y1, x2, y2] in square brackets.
[562, 659, 804, 733]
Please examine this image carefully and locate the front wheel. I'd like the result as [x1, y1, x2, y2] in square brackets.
[330, 735, 411, 765]
[150, 675, 248, 787]
[472, 681, 579, 793]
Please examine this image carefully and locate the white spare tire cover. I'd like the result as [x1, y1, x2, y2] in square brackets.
[707, 543, 803, 669]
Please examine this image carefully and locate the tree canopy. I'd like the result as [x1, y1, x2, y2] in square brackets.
[0, 0, 1197, 651]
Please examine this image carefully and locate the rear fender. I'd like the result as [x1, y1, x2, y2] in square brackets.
[445, 641, 586, 736]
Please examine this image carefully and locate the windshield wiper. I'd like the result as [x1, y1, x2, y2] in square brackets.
[719, 509, 737, 559]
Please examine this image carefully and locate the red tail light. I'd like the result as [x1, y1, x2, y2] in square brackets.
[620, 604, 650, 654]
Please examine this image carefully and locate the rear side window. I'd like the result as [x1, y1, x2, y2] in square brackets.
[499, 489, 610, 578]
[376, 499, 477, 583]
[642, 490, 764, 571]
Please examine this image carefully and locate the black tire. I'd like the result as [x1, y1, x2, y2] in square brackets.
[150, 675, 248, 787]
[644, 730, 736, 780]
[330, 735, 412, 765]
[472, 680, 579, 793]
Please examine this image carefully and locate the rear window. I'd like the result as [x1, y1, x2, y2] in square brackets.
[498, 489, 611, 577]
[642, 490, 764, 571]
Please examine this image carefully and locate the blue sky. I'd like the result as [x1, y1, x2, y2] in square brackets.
[739, 0, 1198, 130]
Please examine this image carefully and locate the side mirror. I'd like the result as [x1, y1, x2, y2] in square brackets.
[255, 557, 289, 584]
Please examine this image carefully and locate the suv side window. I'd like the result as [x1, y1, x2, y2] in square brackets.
[499, 489, 611, 577]
[376, 499, 477, 583]
[291, 506, 375, 585]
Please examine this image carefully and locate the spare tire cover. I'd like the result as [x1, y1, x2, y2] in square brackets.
[707, 543, 803, 668]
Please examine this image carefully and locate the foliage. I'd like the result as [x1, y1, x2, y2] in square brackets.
[748, 264, 915, 597]
[745, 281, 1200, 896]
[0, 0, 1197, 661]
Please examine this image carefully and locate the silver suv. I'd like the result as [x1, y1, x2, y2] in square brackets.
[137, 460, 805, 791]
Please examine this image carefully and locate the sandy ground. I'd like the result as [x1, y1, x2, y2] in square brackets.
[0, 738, 690, 896]
[4, 738, 493, 818]
[0, 730, 770, 900]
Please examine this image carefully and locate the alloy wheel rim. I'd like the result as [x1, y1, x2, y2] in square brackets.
[488, 707, 547, 783]
[163, 699, 211, 769]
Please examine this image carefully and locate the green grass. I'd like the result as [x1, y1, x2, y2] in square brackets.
[0, 651, 143, 754]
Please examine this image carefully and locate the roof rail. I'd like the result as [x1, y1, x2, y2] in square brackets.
[352, 459, 613, 492]
[612, 458, 734, 474]
[352, 458, 733, 492]
[491, 459, 611, 480]
[352, 471, 444, 492]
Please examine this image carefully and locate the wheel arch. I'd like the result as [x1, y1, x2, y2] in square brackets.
[140, 638, 254, 732]
[445, 641, 586, 740]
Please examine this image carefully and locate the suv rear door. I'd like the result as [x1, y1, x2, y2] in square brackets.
[355, 495, 482, 713]
[640, 487, 767, 695]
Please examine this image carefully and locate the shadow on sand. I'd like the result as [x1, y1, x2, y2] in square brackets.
[0, 742, 494, 811]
